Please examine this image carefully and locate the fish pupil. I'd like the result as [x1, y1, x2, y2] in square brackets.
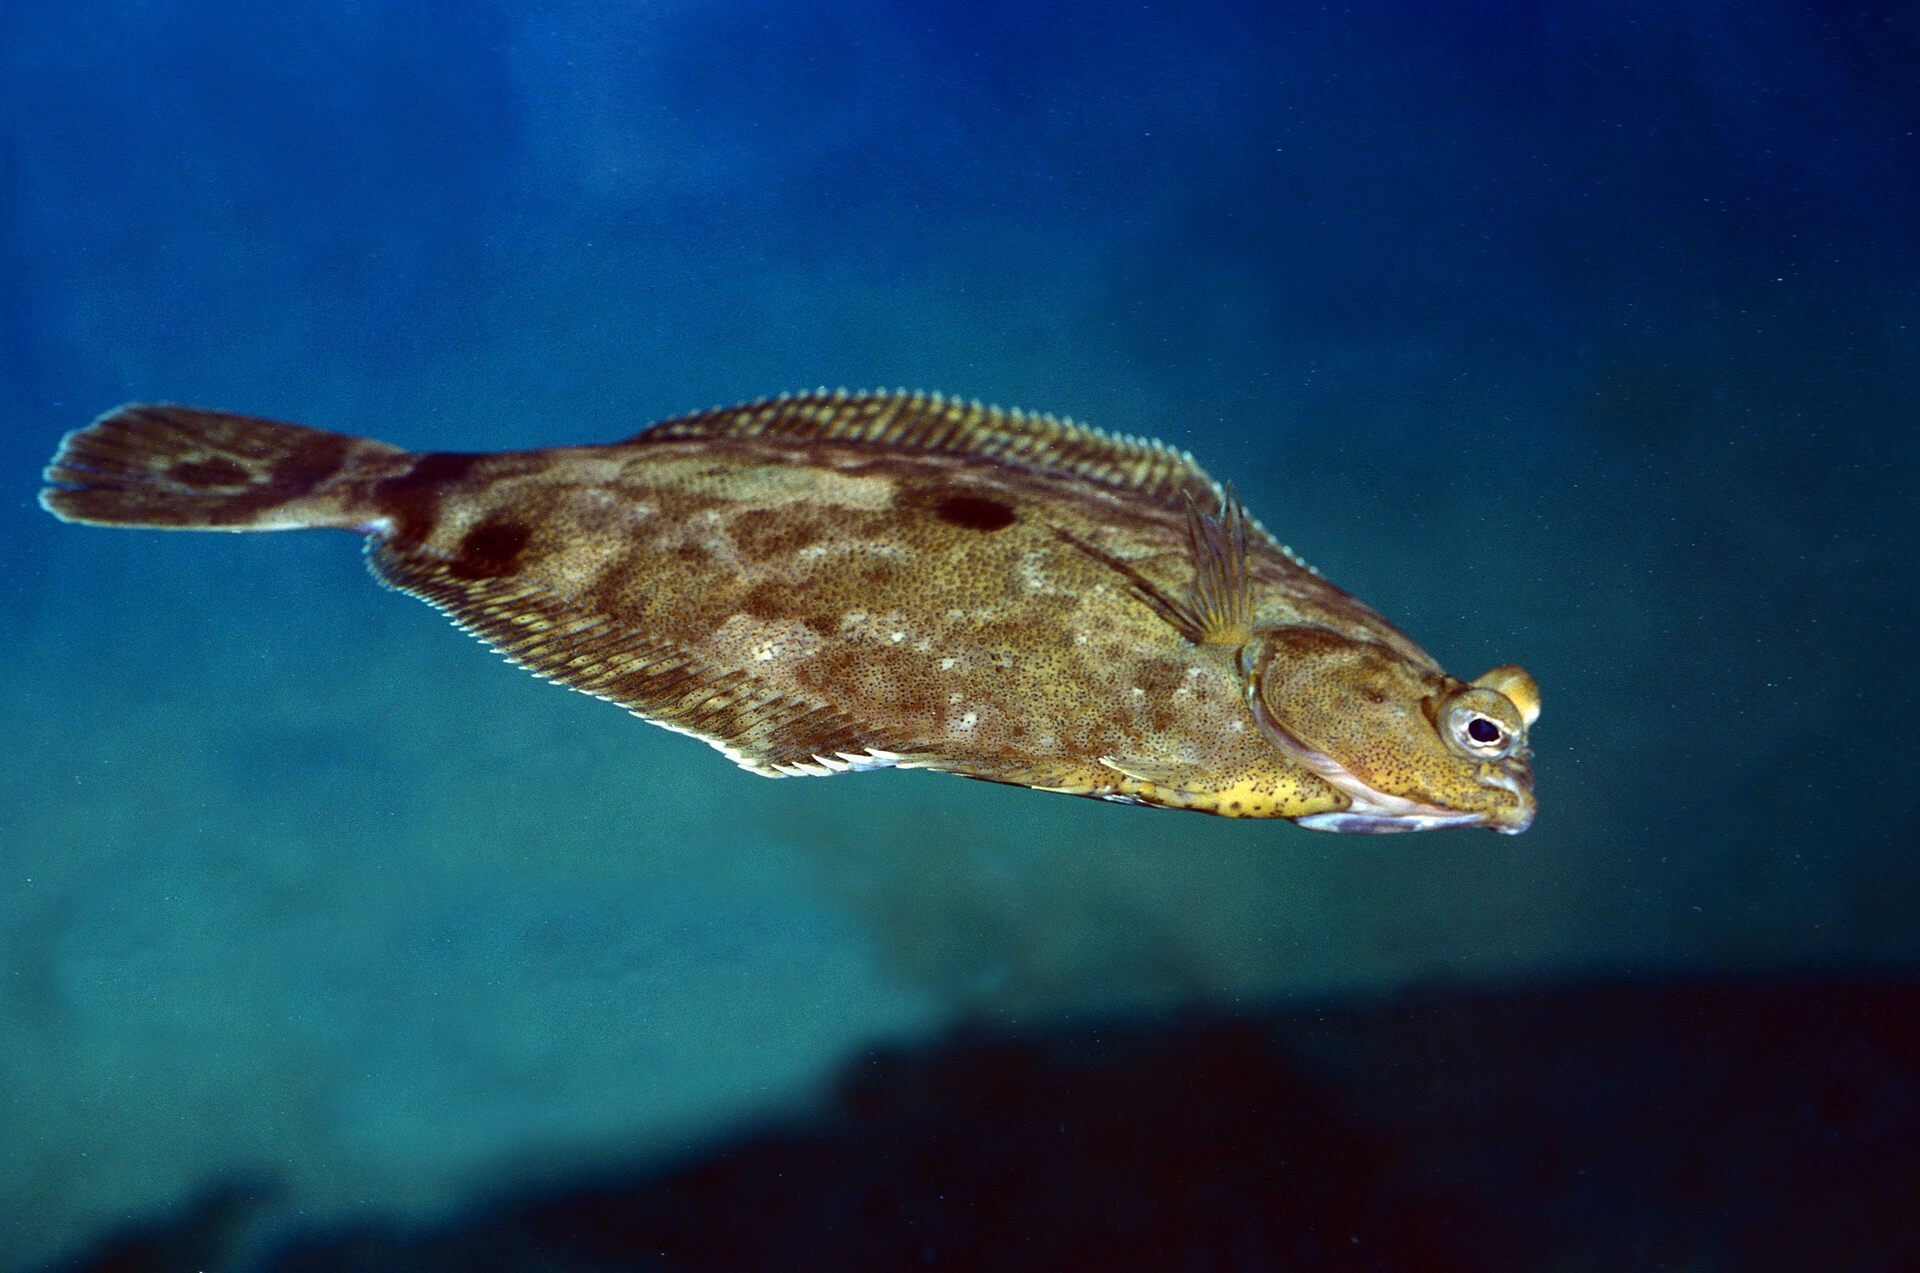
[1467, 717, 1502, 744]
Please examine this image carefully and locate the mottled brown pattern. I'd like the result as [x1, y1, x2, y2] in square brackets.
[41, 391, 1540, 832]
[40, 404, 400, 531]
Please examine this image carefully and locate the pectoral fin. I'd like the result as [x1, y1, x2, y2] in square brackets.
[1052, 486, 1257, 647]
[1172, 486, 1256, 646]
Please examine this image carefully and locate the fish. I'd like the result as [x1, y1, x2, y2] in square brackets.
[39, 391, 1539, 833]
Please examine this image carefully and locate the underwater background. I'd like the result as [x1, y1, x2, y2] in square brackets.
[3, 1, 1917, 1269]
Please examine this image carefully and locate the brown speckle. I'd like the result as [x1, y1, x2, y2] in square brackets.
[739, 582, 793, 620]
[730, 508, 826, 558]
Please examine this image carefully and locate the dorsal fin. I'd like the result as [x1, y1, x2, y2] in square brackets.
[634, 389, 1221, 509]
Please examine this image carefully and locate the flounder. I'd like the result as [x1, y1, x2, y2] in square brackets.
[40, 392, 1539, 833]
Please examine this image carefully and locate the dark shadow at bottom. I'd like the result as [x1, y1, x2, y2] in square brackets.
[49, 976, 1920, 1273]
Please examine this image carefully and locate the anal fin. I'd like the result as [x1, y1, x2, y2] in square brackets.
[366, 539, 901, 777]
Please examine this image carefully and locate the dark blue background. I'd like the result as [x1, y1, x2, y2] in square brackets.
[4, 1, 1916, 1266]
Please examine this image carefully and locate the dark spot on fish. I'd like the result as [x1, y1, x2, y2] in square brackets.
[934, 494, 1017, 532]
[449, 517, 531, 580]
[401, 452, 485, 487]
[161, 431, 356, 525]
[269, 432, 355, 487]
[168, 457, 252, 489]
[374, 452, 483, 545]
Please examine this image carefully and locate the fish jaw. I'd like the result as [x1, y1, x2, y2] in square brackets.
[1295, 788, 1535, 835]
[1295, 810, 1484, 834]
[1283, 747, 1536, 834]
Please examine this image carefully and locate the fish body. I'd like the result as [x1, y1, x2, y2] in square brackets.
[41, 392, 1539, 832]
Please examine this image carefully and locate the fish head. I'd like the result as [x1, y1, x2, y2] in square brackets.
[1240, 627, 1539, 834]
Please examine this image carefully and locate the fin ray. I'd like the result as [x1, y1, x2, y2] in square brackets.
[366, 539, 904, 777]
[1048, 487, 1256, 647]
[40, 403, 403, 531]
[638, 390, 1322, 581]
[637, 390, 1220, 509]
[1176, 485, 1257, 646]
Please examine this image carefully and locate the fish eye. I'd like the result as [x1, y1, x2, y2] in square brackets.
[1439, 688, 1522, 760]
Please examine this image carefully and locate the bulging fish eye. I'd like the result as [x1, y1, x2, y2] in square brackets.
[1438, 686, 1524, 761]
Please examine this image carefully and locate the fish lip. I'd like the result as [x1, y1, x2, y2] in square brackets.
[1296, 811, 1484, 834]
[1489, 804, 1536, 834]
[1482, 761, 1537, 834]
[1295, 798, 1533, 835]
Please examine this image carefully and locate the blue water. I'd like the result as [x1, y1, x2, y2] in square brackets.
[3, 1, 1916, 1267]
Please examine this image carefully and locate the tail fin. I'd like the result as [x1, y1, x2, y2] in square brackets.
[40, 404, 408, 531]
